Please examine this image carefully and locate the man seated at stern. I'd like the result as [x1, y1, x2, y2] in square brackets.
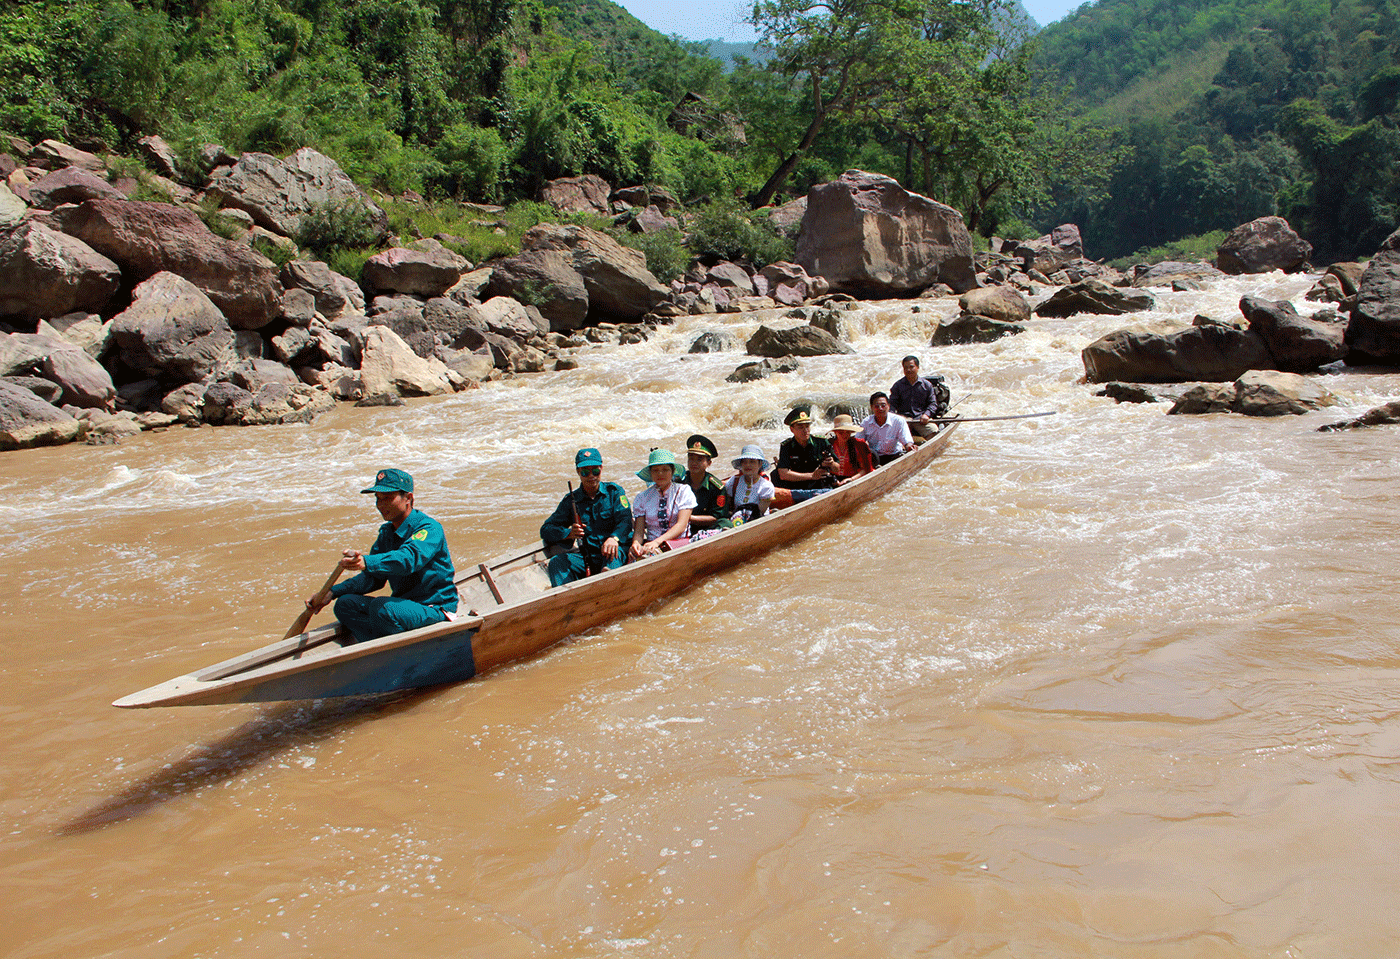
[858, 391, 915, 466]
[540, 448, 632, 587]
[890, 354, 940, 439]
[774, 405, 837, 504]
[307, 468, 458, 644]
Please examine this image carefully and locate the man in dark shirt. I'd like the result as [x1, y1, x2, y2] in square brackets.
[683, 434, 731, 531]
[540, 447, 633, 587]
[775, 405, 837, 503]
[890, 355, 939, 439]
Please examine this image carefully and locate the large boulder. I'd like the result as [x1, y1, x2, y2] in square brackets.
[1318, 399, 1400, 431]
[484, 249, 589, 330]
[110, 272, 234, 383]
[1130, 261, 1225, 288]
[29, 139, 104, 172]
[756, 261, 820, 306]
[280, 260, 365, 321]
[1234, 369, 1337, 415]
[1082, 320, 1274, 383]
[541, 175, 611, 215]
[0, 379, 81, 449]
[796, 170, 976, 295]
[1216, 216, 1312, 274]
[26, 166, 126, 210]
[41, 339, 116, 408]
[473, 296, 549, 340]
[1036, 278, 1155, 317]
[361, 239, 471, 297]
[519, 223, 669, 322]
[959, 285, 1031, 323]
[931, 313, 1025, 346]
[0, 181, 26, 227]
[745, 324, 854, 357]
[358, 326, 453, 398]
[1346, 228, 1400, 364]
[205, 148, 387, 239]
[1238, 295, 1347, 372]
[0, 221, 120, 319]
[52, 198, 281, 329]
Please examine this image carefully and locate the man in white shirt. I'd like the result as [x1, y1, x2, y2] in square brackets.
[857, 391, 915, 465]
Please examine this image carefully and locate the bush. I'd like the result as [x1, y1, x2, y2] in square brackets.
[614, 227, 687, 284]
[1107, 230, 1231, 270]
[685, 198, 793, 267]
[297, 199, 382, 255]
[432, 122, 507, 202]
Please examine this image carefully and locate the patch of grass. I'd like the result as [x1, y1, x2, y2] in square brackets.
[378, 197, 614, 266]
[1107, 230, 1230, 270]
[613, 227, 688, 284]
[324, 246, 375, 283]
[251, 233, 298, 268]
[196, 194, 248, 240]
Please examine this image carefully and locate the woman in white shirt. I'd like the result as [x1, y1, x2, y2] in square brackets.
[725, 443, 776, 522]
[630, 449, 696, 560]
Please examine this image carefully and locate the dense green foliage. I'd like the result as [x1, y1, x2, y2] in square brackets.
[1033, 0, 1400, 262]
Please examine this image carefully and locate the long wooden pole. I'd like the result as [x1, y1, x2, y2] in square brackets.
[283, 564, 345, 639]
[930, 411, 1057, 423]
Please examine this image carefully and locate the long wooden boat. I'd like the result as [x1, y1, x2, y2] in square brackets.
[114, 421, 959, 708]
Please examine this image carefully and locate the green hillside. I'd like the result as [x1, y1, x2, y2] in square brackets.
[1032, 0, 1400, 261]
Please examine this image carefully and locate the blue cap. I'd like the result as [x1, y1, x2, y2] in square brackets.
[361, 468, 413, 494]
[575, 448, 603, 469]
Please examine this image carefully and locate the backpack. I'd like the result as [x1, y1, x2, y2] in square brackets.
[924, 375, 951, 417]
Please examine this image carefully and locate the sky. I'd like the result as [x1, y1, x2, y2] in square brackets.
[613, 0, 1087, 43]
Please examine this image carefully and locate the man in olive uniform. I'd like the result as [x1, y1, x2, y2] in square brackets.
[774, 405, 838, 503]
[683, 434, 731, 532]
[541, 448, 633, 587]
[308, 468, 459, 645]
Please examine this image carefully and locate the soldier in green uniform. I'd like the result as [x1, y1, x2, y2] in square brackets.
[540, 448, 633, 587]
[683, 434, 731, 533]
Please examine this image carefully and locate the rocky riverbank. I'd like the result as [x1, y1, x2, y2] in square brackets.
[3, 136, 1398, 451]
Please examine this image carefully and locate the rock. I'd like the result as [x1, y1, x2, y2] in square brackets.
[136, 135, 181, 179]
[1011, 224, 1082, 275]
[541, 175, 611, 215]
[484, 249, 589, 330]
[1036, 278, 1155, 317]
[796, 170, 976, 295]
[197, 143, 238, 175]
[520, 223, 669, 322]
[279, 260, 365, 321]
[370, 294, 424, 315]
[706, 261, 755, 296]
[0, 379, 81, 449]
[368, 307, 435, 358]
[205, 148, 387, 239]
[1238, 295, 1347, 372]
[111, 272, 234, 383]
[1234, 370, 1337, 415]
[359, 326, 452, 397]
[434, 347, 494, 383]
[745, 324, 853, 357]
[474, 296, 549, 340]
[1168, 383, 1237, 414]
[1082, 324, 1274, 383]
[1346, 228, 1400, 365]
[959, 285, 1031, 323]
[630, 205, 679, 234]
[2, 375, 62, 404]
[758, 261, 816, 306]
[53, 198, 281, 329]
[1317, 399, 1400, 431]
[229, 357, 299, 392]
[688, 330, 740, 353]
[1216, 216, 1312, 274]
[269, 327, 320, 366]
[41, 340, 115, 408]
[0, 181, 26, 227]
[26, 166, 126, 209]
[361, 239, 471, 297]
[1304, 272, 1347, 304]
[446, 266, 493, 304]
[726, 357, 800, 383]
[725, 295, 778, 313]
[238, 381, 335, 426]
[424, 296, 488, 345]
[201, 381, 255, 424]
[29, 140, 105, 172]
[48, 311, 112, 358]
[764, 196, 807, 236]
[78, 408, 143, 442]
[281, 287, 318, 326]
[298, 363, 362, 401]
[1325, 262, 1366, 297]
[161, 382, 207, 422]
[807, 309, 844, 340]
[232, 329, 265, 360]
[1130, 261, 1225, 288]
[1095, 382, 1160, 403]
[0, 221, 121, 319]
[931, 313, 1026, 346]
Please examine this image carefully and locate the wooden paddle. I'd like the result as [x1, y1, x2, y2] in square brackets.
[283, 563, 346, 639]
[568, 481, 592, 576]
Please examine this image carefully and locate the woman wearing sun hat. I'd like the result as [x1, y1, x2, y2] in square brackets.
[724, 444, 776, 523]
[629, 449, 697, 560]
[827, 414, 874, 483]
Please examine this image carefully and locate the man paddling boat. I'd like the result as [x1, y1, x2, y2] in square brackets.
[306, 468, 458, 644]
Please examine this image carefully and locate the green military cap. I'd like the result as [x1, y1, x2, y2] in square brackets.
[784, 405, 814, 426]
[361, 468, 413, 493]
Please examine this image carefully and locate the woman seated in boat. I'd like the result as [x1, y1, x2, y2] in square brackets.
[827, 414, 874, 484]
[629, 449, 696, 560]
[724, 444, 776, 524]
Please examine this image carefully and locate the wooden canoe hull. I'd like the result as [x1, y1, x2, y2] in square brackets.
[113, 421, 957, 708]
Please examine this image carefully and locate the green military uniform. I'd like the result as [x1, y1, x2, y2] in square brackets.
[689, 472, 732, 527]
[540, 481, 632, 586]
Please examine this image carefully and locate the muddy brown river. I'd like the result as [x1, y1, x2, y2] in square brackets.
[2, 273, 1398, 957]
